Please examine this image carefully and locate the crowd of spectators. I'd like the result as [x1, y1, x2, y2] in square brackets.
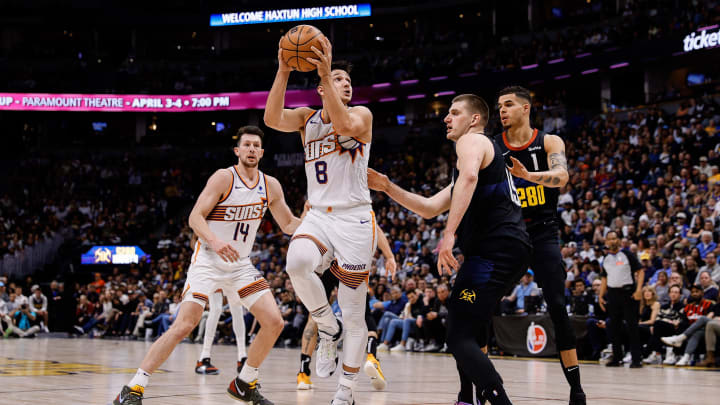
[2, 92, 720, 370]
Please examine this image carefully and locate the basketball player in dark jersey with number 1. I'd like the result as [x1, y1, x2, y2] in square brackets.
[495, 86, 586, 405]
[369, 94, 531, 405]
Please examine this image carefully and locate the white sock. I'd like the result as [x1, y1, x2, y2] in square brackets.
[200, 292, 223, 360]
[229, 303, 247, 360]
[239, 364, 259, 382]
[128, 368, 151, 388]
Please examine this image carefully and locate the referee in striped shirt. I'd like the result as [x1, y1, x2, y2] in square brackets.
[599, 231, 644, 367]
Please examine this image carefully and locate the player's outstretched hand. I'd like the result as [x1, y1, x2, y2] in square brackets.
[307, 36, 332, 78]
[437, 232, 459, 275]
[208, 239, 240, 263]
[508, 156, 529, 180]
[367, 168, 389, 192]
[277, 39, 293, 72]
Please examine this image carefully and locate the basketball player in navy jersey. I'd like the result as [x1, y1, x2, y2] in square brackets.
[369, 94, 531, 405]
[495, 86, 585, 405]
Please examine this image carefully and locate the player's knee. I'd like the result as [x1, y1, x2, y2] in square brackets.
[170, 318, 196, 339]
[262, 311, 285, 336]
[286, 240, 319, 277]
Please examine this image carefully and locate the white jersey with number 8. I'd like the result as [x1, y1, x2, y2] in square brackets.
[302, 109, 371, 209]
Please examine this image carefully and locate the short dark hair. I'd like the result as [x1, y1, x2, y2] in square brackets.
[236, 125, 264, 146]
[497, 86, 532, 104]
[574, 279, 586, 286]
[669, 284, 682, 293]
[314, 60, 353, 87]
[451, 94, 489, 127]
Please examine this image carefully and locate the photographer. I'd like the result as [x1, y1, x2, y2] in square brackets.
[6, 303, 41, 338]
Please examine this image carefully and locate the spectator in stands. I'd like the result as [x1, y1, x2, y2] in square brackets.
[699, 300, 720, 367]
[568, 279, 592, 316]
[698, 271, 719, 302]
[500, 270, 539, 314]
[376, 286, 409, 350]
[420, 284, 449, 352]
[29, 284, 48, 332]
[638, 286, 661, 356]
[699, 252, 720, 283]
[661, 285, 715, 366]
[698, 231, 717, 259]
[644, 285, 686, 365]
[381, 289, 426, 352]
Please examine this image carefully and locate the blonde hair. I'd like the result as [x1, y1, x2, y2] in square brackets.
[639, 285, 657, 315]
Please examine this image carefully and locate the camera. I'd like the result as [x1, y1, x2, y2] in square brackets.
[21, 303, 28, 310]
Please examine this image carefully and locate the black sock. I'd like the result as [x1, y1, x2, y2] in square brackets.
[367, 335, 378, 357]
[300, 354, 311, 375]
[560, 358, 583, 393]
[457, 364, 474, 403]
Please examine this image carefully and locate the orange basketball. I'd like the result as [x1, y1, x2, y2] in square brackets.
[279, 25, 325, 72]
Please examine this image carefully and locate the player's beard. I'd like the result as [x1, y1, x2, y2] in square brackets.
[240, 157, 258, 168]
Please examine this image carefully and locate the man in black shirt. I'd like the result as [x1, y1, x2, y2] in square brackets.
[369, 94, 531, 405]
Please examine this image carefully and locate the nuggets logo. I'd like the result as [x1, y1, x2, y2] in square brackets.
[459, 289, 476, 303]
[94, 247, 112, 264]
[526, 322, 547, 354]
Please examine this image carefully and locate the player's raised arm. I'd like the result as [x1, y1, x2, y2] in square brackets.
[367, 168, 451, 219]
[263, 41, 314, 133]
[188, 169, 240, 262]
[508, 134, 568, 188]
[265, 175, 302, 235]
[307, 37, 372, 143]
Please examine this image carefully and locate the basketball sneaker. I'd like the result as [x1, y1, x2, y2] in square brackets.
[227, 377, 273, 405]
[661, 334, 686, 348]
[330, 384, 355, 405]
[569, 391, 587, 405]
[363, 353, 387, 391]
[195, 358, 219, 375]
[297, 372, 313, 390]
[316, 320, 343, 378]
[112, 385, 144, 405]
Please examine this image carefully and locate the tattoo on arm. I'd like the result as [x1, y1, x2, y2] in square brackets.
[549, 151, 568, 171]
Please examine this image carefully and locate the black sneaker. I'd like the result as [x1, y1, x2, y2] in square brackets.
[237, 356, 247, 373]
[227, 377, 273, 405]
[605, 359, 622, 367]
[113, 385, 143, 405]
[629, 361, 643, 368]
[195, 358, 219, 375]
[569, 391, 586, 405]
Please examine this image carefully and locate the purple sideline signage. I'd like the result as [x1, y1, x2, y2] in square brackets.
[0, 91, 328, 112]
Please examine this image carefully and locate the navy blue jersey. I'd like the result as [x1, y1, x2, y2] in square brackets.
[452, 136, 530, 256]
[495, 129, 560, 231]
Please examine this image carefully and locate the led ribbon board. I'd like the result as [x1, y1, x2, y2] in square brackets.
[210, 4, 371, 26]
[82, 246, 149, 265]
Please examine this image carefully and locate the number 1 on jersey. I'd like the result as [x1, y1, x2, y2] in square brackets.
[233, 222, 249, 242]
[530, 153, 539, 170]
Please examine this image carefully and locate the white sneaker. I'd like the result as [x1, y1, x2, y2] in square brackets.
[316, 321, 342, 378]
[331, 382, 354, 405]
[663, 348, 677, 365]
[661, 334, 686, 348]
[377, 343, 390, 352]
[390, 343, 405, 352]
[405, 337, 416, 352]
[675, 354, 691, 366]
[643, 352, 661, 364]
[623, 352, 632, 364]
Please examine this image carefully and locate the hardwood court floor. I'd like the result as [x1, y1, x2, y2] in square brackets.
[1, 337, 717, 404]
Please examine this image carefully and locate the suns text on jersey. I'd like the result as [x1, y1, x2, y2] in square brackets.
[304, 134, 338, 162]
[222, 203, 265, 221]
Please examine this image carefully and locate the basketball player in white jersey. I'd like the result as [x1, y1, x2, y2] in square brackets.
[113, 126, 302, 405]
[265, 37, 375, 405]
[194, 289, 247, 375]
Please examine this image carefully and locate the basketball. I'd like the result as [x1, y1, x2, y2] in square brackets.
[279, 25, 325, 72]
